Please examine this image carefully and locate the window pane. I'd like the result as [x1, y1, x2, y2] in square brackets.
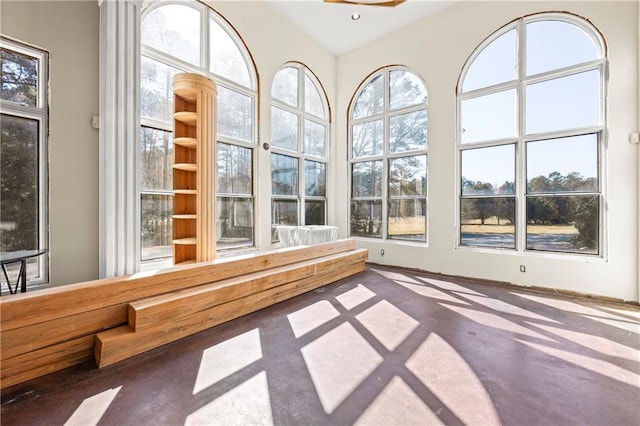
[140, 194, 172, 261]
[352, 161, 382, 198]
[305, 160, 326, 196]
[526, 70, 600, 135]
[527, 195, 598, 254]
[217, 86, 252, 142]
[350, 200, 382, 237]
[352, 120, 383, 158]
[304, 119, 325, 158]
[140, 127, 173, 191]
[305, 200, 326, 225]
[389, 70, 427, 110]
[461, 145, 515, 195]
[461, 89, 517, 143]
[353, 74, 383, 119]
[217, 143, 252, 195]
[217, 196, 253, 249]
[272, 154, 298, 196]
[1, 47, 37, 107]
[271, 107, 298, 150]
[389, 109, 427, 153]
[272, 67, 298, 107]
[388, 199, 426, 241]
[527, 135, 597, 193]
[304, 74, 325, 118]
[389, 155, 427, 197]
[140, 56, 179, 122]
[527, 21, 599, 76]
[272, 199, 298, 226]
[210, 18, 250, 87]
[463, 29, 517, 92]
[0, 114, 38, 252]
[460, 197, 515, 249]
[142, 4, 200, 66]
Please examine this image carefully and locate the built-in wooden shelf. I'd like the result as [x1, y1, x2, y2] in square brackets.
[173, 214, 197, 220]
[173, 163, 197, 172]
[172, 73, 217, 265]
[173, 237, 197, 245]
[173, 111, 198, 126]
[174, 137, 197, 148]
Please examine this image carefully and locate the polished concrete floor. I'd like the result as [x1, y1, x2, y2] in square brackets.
[2, 265, 639, 425]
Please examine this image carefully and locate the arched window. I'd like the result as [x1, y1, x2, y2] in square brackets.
[348, 67, 428, 241]
[270, 63, 330, 242]
[457, 12, 606, 255]
[139, 0, 257, 262]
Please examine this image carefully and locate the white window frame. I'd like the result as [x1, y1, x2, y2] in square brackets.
[348, 66, 429, 243]
[270, 62, 330, 241]
[0, 36, 49, 285]
[456, 12, 607, 257]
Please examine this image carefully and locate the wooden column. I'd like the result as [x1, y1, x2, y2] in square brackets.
[172, 73, 217, 264]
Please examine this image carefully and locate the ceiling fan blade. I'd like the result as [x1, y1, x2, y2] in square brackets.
[324, 0, 406, 7]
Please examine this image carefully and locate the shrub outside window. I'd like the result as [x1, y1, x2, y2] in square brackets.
[349, 67, 428, 242]
[457, 13, 606, 255]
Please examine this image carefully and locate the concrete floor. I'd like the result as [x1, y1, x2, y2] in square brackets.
[2, 265, 639, 425]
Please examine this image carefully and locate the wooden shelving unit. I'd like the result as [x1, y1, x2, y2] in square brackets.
[172, 73, 217, 265]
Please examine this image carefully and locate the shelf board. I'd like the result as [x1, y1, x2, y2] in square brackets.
[174, 259, 196, 265]
[174, 111, 197, 126]
[173, 189, 197, 195]
[174, 137, 197, 148]
[174, 89, 197, 103]
[173, 237, 196, 245]
[173, 163, 197, 172]
[173, 214, 197, 220]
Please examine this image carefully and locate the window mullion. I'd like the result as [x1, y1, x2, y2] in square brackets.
[516, 18, 527, 252]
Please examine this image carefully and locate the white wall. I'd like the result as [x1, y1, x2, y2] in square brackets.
[0, 1, 100, 286]
[336, 1, 639, 301]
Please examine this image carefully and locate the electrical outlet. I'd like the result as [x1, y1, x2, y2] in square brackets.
[520, 265, 526, 273]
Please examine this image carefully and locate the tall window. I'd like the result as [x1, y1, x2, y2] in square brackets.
[349, 67, 428, 241]
[140, 1, 257, 261]
[0, 37, 49, 283]
[457, 13, 606, 255]
[270, 63, 330, 241]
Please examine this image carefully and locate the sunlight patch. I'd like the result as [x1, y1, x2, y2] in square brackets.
[395, 280, 471, 305]
[287, 300, 340, 338]
[301, 322, 383, 414]
[356, 300, 419, 351]
[527, 322, 640, 361]
[440, 303, 555, 342]
[193, 328, 262, 394]
[516, 339, 640, 388]
[185, 371, 274, 425]
[371, 268, 421, 284]
[64, 386, 121, 426]
[406, 333, 501, 425]
[458, 293, 559, 323]
[416, 276, 485, 296]
[336, 284, 376, 310]
[355, 376, 443, 425]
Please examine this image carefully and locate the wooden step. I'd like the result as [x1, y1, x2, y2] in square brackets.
[1, 335, 95, 389]
[95, 257, 366, 367]
[129, 249, 368, 331]
[1, 240, 357, 332]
